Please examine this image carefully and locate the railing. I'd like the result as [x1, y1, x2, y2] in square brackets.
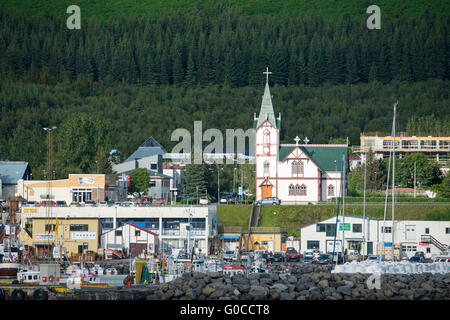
[421, 235, 448, 252]
[249, 227, 287, 233]
[223, 226, 242, 233]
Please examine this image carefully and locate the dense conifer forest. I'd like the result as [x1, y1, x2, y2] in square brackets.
[0, 5, 448, 180]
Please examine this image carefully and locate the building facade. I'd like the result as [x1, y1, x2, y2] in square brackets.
[100, 223, 158, 258]
[300, 215, 450, 260]
[21, 205, 217, 256]
[254, 73, 348, 204]
[30, 217, 101, 259]
[0, 161, 32, 197]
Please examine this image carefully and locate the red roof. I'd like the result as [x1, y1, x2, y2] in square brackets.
[349, 155, 361, 160]
[128, 223, 159, 237]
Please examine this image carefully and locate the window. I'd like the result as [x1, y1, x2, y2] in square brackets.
[326, 224, 336, 237]
[135, 230, 141, 237]
[70, 224, 88, 231]
[149, 181, 156, 188]
[426, 248, 431, 253]
[298, 162, 304, 174]
[446, 228, 450, 234]
[264, 162, 270, 175]
[328, 185, 334, 196]
[292, 162, 298, 175]
[115, 230, 122, 236]
[425, 228, 429, 234]
[381, 226, 392, 233]
[150, 163, 157, 170]
[307, 240, 320, 249]
[353, 224, 362, 233]
[300, 184, 307, 195]
[45, 224, 56, 232]
[289, 185, 295, 196]
[316, 224, 326, 232]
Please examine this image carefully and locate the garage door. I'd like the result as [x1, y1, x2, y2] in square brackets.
[326, 240, 342, 253]
[130, 243, 147, 258]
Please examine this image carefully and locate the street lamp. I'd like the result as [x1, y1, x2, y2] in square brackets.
[273, 212, 277, 252]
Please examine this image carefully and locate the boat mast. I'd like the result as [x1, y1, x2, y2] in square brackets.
[362, 148, 367, 258]
[341, 153, 346, 262]
[391, 102, 398, 261]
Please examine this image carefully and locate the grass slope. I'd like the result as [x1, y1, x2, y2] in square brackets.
[217, 204, 450, 237]
[2, 0, 449, 20]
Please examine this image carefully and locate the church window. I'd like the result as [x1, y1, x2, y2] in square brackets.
[328, 185, 334, 196]
[264, 162, 270, 175]
[298, 161, 304, 174]
[263, 130, 270, 155]
[292, 162, 297, 174]
[295, 184, 300, 195]
[300, 184, 307, 195]
[289, 184, 295, 195]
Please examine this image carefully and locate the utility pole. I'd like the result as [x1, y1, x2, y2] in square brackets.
[414, 161, 416, 199]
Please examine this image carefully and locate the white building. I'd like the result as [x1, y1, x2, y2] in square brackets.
[20, 205, 217, 256]
[254, 70, 348, 204]
[300, 215, 450, 259]
[100, 223, 158, 258]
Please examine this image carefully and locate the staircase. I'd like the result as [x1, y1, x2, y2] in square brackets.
[420, 235, 448, 253]
[237, 204, 261, 262]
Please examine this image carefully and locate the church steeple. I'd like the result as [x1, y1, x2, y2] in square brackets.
[255, 67, 279, 129]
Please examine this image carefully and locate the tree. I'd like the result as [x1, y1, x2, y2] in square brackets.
[128, 168, 150, 196]
[397, 153, 441, 188]
[183, 163, 210, 197]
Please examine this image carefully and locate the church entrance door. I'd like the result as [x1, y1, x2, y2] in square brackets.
[261, 185, 272, 199]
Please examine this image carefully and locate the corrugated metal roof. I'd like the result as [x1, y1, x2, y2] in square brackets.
[279, 145, 348, 172]
[0, 161, 30, 185]
[125, 136, 167, 162]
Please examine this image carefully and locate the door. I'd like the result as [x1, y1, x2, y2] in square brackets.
[261, 185, 272, 199]
[268, 241, 274, 253]
[406, 225, 416, 240]
[367, 242, 373, 255]
[130, 243, 147, 258]
[327, 240, 342, 253]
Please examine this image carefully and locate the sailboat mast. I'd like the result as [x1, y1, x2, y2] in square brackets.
[362, 149, 367, 258]
[341, 153, 346, 261]
[391, 102, 397, 261]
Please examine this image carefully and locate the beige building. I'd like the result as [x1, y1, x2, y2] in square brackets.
[16, 174, 110, 204]
[30, 217, 101, 259]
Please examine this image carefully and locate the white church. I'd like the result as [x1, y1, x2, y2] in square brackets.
[254, 68, 348, 204]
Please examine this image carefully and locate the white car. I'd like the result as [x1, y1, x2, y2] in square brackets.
[199, 197, 209, 205]
[223, 250, 235, 261]
[219, 197, 228, 204]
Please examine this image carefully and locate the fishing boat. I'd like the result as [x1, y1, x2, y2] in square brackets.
[220, 264, 250, 276]
[0, 262, 21, 277]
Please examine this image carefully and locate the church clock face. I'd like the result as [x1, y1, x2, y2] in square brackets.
[264, 146, 270, 155]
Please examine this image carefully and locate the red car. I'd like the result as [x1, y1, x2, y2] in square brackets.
[285, 247, 300, 262]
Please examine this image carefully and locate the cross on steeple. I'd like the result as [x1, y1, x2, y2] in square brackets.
[303, 137, 310, 144]
[263, 67, 272, 83]
[294, 136, 301, 146]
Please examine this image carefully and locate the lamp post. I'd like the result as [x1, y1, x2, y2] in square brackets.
[334, 160, 337, 205]
[273, 212, 277, 251]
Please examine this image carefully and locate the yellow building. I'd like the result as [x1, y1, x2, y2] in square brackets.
[16, 174, 108, 205]
[31, 218, 101, 259]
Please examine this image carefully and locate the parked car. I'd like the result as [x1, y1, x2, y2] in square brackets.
[409, 256, 423, 263]
[256, 197, 281, 205]
[328, 252, 344, 264]
[285, 247, 300, 262]
[55, 200, 67, 207]
[219, 197, 228, 204]
[271, 252, 284, 263]
[315, 253, 332, 264]
[302, 256, 314, 263]
[98, 201, 108, 207]
[223, 250, 235, 261]
[199, 197, 210, 205]
[366, 255, 381, 262]
[84, 200, 96, 207]
[69, 202, 81, 207]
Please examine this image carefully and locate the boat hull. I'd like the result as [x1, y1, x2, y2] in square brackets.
[0, 263, 21, 277]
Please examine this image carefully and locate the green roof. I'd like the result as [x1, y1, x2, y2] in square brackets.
[278, 145, 348, 172]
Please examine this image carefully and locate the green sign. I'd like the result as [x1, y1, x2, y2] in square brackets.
[339, 223, 351, 231]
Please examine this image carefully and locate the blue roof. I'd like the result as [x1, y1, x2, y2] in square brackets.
[0, 161, 30, 184]
[125, 136, 166, 162]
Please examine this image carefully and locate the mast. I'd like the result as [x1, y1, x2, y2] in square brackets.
[341, 153, 346, 263]
[362, 149, 367, 258]
[391, 102, 397, 261]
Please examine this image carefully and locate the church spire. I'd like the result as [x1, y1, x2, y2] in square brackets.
[256, 67, 278, 129]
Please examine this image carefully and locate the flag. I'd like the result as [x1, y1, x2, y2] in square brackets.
[55, 218, 59, 236]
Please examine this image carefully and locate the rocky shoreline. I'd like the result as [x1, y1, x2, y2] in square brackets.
[65, 263, 450, 300]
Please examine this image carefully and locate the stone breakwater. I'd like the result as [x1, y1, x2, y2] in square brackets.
[65, 264, 450, 300]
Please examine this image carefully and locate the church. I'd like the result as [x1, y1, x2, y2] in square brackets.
[254, 69, 348, 204]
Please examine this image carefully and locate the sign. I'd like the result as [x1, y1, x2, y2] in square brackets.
[23, 208, 38, 214]
[384, 242, 392, 247]
[238, 187, 242, 196]
[71, 232, 96, 240]
[78, 177, 95, 185]
[419, 242, 430, 246]
[339, 223, 351, 231]
[35, 234, 54, 240]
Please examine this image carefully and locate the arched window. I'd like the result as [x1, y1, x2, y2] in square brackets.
[289, 184, 295, 195]
[298, 161, 304, 174]
[263, 130, 270, 155]
[295, 184, 301, 195]
[328, 185, 334, 196]
[291, 161, 297, 175]
[264, 161, 270, 175]
[300, 184, 307, 195]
